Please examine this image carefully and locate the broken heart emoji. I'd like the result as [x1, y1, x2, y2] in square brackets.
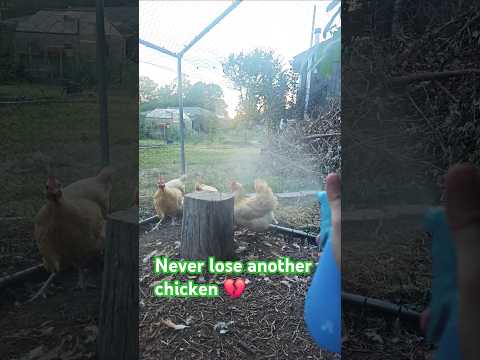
[223, 278, 246, 299]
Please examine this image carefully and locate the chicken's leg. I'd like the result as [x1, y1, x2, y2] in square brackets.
[25, 272, 56, 304]
[75, 268, 97, 291]
[151, 215, 165, 232]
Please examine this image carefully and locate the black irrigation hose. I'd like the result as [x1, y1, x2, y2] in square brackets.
[269, 226, 421, 322]
[342, 292, 421, 322]
[139, 215, 158, 226]
[268, 224, 319, 246]
[140, 217, 321, 249]
[0, 264, 45, 290]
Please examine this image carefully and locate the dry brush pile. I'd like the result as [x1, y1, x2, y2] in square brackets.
[264, 99, 341, 180]
[349, 0, 480, 181]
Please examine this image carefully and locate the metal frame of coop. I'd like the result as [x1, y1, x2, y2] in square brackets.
[139, 0, 242, 175]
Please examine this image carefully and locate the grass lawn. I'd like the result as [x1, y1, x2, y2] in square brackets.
[0, 82, 64, 98]
[0, 82, 138, 218]
[139, 141, 322, 202]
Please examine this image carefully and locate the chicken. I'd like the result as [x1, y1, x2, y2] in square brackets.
[152, 176, 184, 230]
[59, 166, 114, 217]
[230, 179, 278, 232]
[30, 167, 113, 302]
[165, 174, 187, 194]
[195, 182, 219, 192]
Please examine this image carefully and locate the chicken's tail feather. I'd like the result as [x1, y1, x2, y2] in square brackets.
[96, 166, 115, 184]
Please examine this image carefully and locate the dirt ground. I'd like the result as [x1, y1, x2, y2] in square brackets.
[0, 219, 101, 360]
[342, 216, 434, 359]
[138, 196, 340, 360]
[1, 176, 434, 359]
[0, 139, 136, 360]
[138, 192, 434, 359]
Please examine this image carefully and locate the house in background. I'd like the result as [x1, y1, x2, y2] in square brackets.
[0, 7, 137, 82]
[141, 108, 175, 140]
[141, 106, 222, 141]
[291, 27, 340, 120]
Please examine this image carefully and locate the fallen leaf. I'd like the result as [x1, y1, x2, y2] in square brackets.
[235, 246, 247, 253]
[161, 319, 189, 330]
[213, 321, 234, 334]
[365, 330, 383, 344]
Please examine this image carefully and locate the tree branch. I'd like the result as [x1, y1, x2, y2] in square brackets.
[390, 69, 480, 84]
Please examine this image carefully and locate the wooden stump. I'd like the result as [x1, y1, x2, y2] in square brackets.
[181, 192, 234, 260]
[97, 208, 138, 360]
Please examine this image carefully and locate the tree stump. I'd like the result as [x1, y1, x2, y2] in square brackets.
[181, 192, 234, 260]
[97, 208, 138, 360]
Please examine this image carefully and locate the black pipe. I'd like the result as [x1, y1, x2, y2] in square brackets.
[139, 215, 158, 226]
[0, 264, 45, 290]
[268, 224, 318, 246]
[96, 0, 110, 166]
[342, 291, 421, 322]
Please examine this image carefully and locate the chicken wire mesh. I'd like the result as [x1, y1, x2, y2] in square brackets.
[139, 0, 340, 200]
[1, 5, 138, 228]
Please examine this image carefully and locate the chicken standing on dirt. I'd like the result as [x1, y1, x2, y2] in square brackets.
[195, 182, 219, 192]
[152, 176, 184, 231]
[230, 179, 279, 232]
[31, 167, 114, 302]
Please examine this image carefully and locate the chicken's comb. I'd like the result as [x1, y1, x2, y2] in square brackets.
[47, 175, 59, 186]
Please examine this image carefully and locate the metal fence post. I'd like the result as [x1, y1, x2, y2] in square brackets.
[140, 0, 242, 175]
[96, 0, 110, 166]
[177, 56, 186, 175]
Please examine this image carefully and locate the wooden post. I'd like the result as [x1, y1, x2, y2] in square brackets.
[97, 208, 138, 360]
[181, 192, 234, 260]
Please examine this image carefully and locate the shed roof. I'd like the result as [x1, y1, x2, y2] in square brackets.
[64, 7, 138, 35]
[16, 10, 121, 36]
[145, 106, 218, 119]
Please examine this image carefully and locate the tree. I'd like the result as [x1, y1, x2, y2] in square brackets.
[223, 49, 295, 130]
[185, 82, 227, 115]
[139, 76, 159, 103]
[139, 75, 227, 118]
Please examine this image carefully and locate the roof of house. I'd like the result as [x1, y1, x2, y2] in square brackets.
[144, 107, 219, 120]
[64, 7, 138, 35]
[291, 35, 337, 72]
[15, 9, 121, 36]
[0, 15, 31, 28]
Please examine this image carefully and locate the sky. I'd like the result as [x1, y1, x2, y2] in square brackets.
[139, 0, 339, 118]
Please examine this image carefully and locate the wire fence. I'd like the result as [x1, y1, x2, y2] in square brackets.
[0, 5, 138, 221]
[138, 1, 340, 199]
